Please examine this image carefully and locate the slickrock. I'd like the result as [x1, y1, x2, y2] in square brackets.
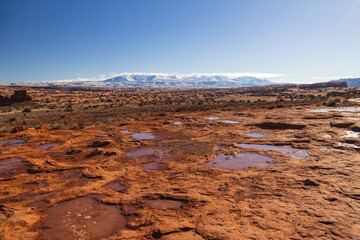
[0, 107, 360, 240]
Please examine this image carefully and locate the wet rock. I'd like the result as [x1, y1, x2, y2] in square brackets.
[10, 126, 27, 133]
[88, 140, 114, 148]
[254, 122, 306, 130]
[66, 148, 83, 155]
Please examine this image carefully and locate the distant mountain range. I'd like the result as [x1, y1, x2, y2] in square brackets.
[6, 73, 277, 89]
[4, 74, 359, 89]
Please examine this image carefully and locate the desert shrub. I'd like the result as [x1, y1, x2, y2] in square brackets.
[22, 108, 31, 113]
[324, 97, 345, 106]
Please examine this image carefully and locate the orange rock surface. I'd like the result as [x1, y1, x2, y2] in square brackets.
[1, 100, 360, 239]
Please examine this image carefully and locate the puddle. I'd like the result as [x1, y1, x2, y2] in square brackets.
[135, 161, 168, 170]
[348, 118, 360, 120]
[143, 199, 184, 210]
[104, 181, 127, 193]
[119, 130, 133, 134]
[323, 134, 332, 139]
[123, 149, 163, 158]
[237, 144, 294, 152]
[0, 139, 32, 147]
[131, 133, 155, 140]
[338, 142, 360, 149]
[0, 139, 25, 145]
[341, 131, 360, 138]
[205, 152, 275, 171]
[41, 195, 126, 240]
[7, 142, 33, 147]
[245, 132, 270, 137]
[310, 107, 360, 113]
[237, 144, 311, 159]
[100, 134, 109, 137]
[238, 116, 253, 119]
[217, 120, 240, 124]
[173, 121, 183, 125]
[0, 158, 26, 177]
[35, 143, 60, 150]
[208, 117, 220, 120]
[284, 151, 311, 159]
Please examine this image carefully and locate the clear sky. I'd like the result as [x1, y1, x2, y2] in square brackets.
[0, 0, 359, 83]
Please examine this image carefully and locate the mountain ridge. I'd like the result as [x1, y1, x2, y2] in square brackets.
[5, 73, 278, 89]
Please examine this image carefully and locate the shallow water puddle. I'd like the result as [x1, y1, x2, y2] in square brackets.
[143, 199, 184, 210]
[123, 149, 163, 158]
[7, 142, 33, 147]
[205, 152, 275, 171]
[119, 130, 133, 134]
[35, 143, 60, 150]
[131, 132, 155, 140]
[135, 161, 168, 170]
[0, 139, 25, 145]
[237, 144, 311, 159]
[0, 158, 26, 177]
[0, 139, 33, 147]
[341, 131, 360, 138]
[338, 142, 360, 149]
[173, 121, 183, 125]
[104, 181, 127, 193]
[208, 117, 220, 120]
[41, 195, 126, 240]
[217, 120, 240, 124]
[245, 132, 269, 137]
[310, 107, 360, 113]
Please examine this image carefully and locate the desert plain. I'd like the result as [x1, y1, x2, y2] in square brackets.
[0, 85, 359, 240]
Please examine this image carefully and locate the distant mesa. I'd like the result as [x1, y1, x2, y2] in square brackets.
[0, 90, 32, 104]
[337, 78, 360, 88]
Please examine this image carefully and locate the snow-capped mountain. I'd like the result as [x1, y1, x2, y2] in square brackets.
[103, 73, 275, 88]
[7, 73, 278, 89]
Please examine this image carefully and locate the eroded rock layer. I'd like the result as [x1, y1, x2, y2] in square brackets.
[0, 107, 360, 240]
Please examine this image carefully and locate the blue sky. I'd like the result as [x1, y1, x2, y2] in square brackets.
[0, 0, 359, 83]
